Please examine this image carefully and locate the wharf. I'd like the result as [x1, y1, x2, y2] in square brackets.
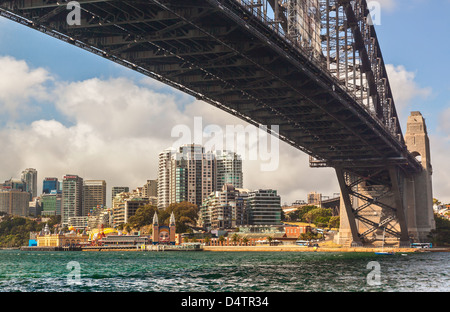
[20, 246, 82, 251]
[81, 244, 203, 252]
[202, 245, 420, 253]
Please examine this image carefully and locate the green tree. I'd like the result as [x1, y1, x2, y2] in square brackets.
[127, 205, 158, 229]
[218, 235, 225, 246]
[328, 216, 340, 229]
[429, 214, 450, 246]
[165, 201, 199, 233]
[231, 233, 240, 246]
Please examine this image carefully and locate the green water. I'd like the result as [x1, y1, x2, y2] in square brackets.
[0, 250, 448, 292]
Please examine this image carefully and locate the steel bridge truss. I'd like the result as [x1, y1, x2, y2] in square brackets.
[335, 165, 410, 245]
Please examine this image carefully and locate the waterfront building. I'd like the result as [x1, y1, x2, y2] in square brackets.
[0, 189, 30, 216]
[246, 189, 282, 226]
[43, 177, 60, 194]
[36, 225, 89, 247]
[152, 212, 176, 245]
[83, 180, 107, 215]
[21, 168, 37, 199]
[41, 190, 62, 217]
[111, 186, 129, 203]
[61, 174, 84, 226]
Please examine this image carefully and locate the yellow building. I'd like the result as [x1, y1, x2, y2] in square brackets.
[37, 224, 89, 247]
[37, 233, 89, 247]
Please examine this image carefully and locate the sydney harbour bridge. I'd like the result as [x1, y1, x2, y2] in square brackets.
[0, 0, 435, 246]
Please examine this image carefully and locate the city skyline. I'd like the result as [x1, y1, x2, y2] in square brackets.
[0, 1, 449, 206]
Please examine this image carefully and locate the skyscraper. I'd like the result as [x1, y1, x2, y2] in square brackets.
[158, 145, 243, 210]
[0, 189, 30, 216]
[83, 180, 107, 215]
[170, 144, 215, 209]
[61, 174, 84, 226]
[157, 149, 173, 210]
[43, 177, 59, 194]
[214, 150, 243, 190]
[21, 168, 37, 199]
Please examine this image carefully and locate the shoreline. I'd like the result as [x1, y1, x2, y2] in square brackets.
[16, 245, 450, 253]
[202, 245, 450, 253]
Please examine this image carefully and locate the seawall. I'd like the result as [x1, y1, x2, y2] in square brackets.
[203, 245, 420, 253]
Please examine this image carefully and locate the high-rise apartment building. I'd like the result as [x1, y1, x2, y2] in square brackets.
[83, 180, 107, 215]
[214, 150, 243, 190]
[61, 174, 84, 226]
[169, 144, 215, 208]
[0, 189, 30, 216]
[157, 149, 173, 210]
[158, 145, 243, 210]
[21, 168, 37, 199]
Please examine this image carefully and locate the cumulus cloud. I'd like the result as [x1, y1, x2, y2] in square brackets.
[0, 55, 339, 206]
[0, 56, 52, 120]
[1, 55, 437, 207]
[386, 64, 432, 121]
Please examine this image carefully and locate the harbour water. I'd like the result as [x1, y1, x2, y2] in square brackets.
[0, 249, 448, 292]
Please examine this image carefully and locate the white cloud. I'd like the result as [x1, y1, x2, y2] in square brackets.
[0, 56, 52, 119]
[0, 56, 339, 206]
[0, 55, 441, 208]
[386, 64, 432, 121]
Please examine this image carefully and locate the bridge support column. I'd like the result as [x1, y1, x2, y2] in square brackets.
[404, 112, 435, 242]
[335, 167, 362, 247]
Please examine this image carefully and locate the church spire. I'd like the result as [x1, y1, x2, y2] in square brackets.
[153, 212, 159, 225]
[170, 212, 176, 225]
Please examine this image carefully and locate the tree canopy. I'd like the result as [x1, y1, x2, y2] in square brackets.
[126, 201, 199, 233]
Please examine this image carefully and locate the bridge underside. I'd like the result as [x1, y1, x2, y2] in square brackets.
[0, 0, 429, 245]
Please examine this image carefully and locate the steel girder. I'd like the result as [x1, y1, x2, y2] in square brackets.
[335, 165, 410, 245]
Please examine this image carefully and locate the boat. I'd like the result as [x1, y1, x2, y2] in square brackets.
[375, 227, 395, 255]
[375, 251, 395, 255]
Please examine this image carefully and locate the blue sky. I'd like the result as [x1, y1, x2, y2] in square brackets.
[0, 0, 449, 204]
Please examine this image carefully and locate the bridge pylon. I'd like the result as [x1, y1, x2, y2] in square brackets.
[333, 112, 434, 247]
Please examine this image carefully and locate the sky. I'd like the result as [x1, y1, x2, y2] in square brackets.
[0, 0, 449, 206]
